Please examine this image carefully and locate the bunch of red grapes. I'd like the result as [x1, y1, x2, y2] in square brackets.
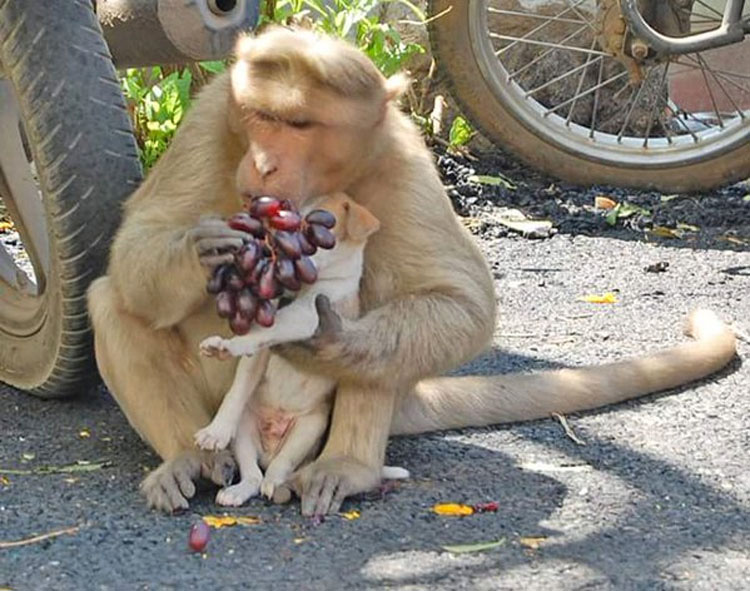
[206, 196, 337, 335]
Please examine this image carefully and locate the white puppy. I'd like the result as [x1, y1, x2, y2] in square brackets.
[196, 193, 408, 507]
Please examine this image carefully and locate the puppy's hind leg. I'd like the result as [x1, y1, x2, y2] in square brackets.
[215, 413, 263, 507]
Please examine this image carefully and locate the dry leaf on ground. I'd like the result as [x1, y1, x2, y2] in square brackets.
[594, 195, 617, 210]
[520, 536, 547, 550]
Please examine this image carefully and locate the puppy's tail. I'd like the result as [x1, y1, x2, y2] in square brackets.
[391, 310, 736, 435]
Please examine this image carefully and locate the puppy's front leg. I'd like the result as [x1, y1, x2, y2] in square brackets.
[203, 295, 320, 358]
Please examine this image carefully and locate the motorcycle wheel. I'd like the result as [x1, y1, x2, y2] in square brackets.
[428, 0, 750, 192]
[0, 0, 142, 397]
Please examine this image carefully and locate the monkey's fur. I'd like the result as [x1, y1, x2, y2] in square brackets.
[87, 27, 736, 515]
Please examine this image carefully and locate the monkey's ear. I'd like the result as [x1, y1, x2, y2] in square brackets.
[385, 73, 410, 102]
[343, 201, 380, 241]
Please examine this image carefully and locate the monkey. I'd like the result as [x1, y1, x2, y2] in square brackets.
[87, 26, 737, 516]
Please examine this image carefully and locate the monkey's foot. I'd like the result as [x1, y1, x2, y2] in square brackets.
[199, 336, 232, 359]
[215, 478, 261, 506]
[293, 456, 380, 516]
[140, 452, 202, 513]
[194, 423, 233, 452]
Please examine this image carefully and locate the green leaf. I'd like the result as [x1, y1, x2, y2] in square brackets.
[468, 174, 516, 191]
[449, 116, 474, 148]
[199, 60, 227, 74]
[442, 538, 506, 554]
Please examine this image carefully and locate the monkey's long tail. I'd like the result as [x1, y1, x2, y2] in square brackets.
[391, 309, 736, 435]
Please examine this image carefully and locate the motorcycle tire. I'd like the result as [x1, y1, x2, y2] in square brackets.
[0, 0, 142, 397]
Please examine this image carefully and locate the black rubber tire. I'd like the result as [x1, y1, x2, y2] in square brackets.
[0, 0, 142, 397]
[427, 0, 750, 192]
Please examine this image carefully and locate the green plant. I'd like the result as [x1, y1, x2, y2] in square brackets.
[448, 115, 475, 152]
[120, 62, 226, 169]
[269, 0, 426, 78]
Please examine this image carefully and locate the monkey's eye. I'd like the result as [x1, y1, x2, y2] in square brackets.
[256, 110, 278, 123]
[288, 119, 313, 130]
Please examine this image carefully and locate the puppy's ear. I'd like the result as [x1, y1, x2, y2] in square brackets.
[343, 201, 380, 241]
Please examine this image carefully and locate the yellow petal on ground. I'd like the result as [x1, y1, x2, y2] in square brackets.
[520, 536, 547, 550]
[340, 510, 361, 521]
[432, 503, 475, 516]
[202, 515, 238, 528]
[0, 221, 14, 231]
[594, 195, 617, 210]
[202, 515, 260, 528]
[293, 537, 307, 544]
[0, 476, 10, 486]
[78, 429, 91, 439]
[580, 292, 617, 304]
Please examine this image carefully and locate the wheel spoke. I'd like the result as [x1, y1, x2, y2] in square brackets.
[487, 7, 587, 26]
[491, 34, 608, 57]
[566, 38, 600, 126]
[494, 0, 594, 56]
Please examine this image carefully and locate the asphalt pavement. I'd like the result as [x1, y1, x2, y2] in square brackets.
[1, 205, 749, 590]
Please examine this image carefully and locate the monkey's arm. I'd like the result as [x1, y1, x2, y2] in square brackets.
[278, 291, 493, 386]
[108, 214, 248, 328]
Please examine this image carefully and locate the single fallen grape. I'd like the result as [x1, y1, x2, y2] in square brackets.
[274, 231, 302, 259]
[307, 224, 336, 249]
[188, 521, 210, 553]
[304, 209, 336, 229]
[250, 196, 281, 218]
[270, 210, 302, 232]
[294, 256, 318, 284]
[215, 291, 236, 319]
[255, 299, 276, 327]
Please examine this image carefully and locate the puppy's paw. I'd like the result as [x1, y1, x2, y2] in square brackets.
[199, 336, 231, 359]
[194, 424, 233, 451]
[216, 478, 261, 507]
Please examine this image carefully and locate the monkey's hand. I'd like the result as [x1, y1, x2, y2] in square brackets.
[188, 216, 251, 269]
[291, 456, 380, 516]
[272, 294, 349, 371]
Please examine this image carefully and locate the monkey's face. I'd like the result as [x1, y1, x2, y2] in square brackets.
[229, 28, 405, 205]
[232, 107, 371, 203]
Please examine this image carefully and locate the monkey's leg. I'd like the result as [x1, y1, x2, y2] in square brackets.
[260, 410, 328, 503]
[216, 413, 264, 507]
[88, 277, 235, 512]
[294, 383, 398, 516]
